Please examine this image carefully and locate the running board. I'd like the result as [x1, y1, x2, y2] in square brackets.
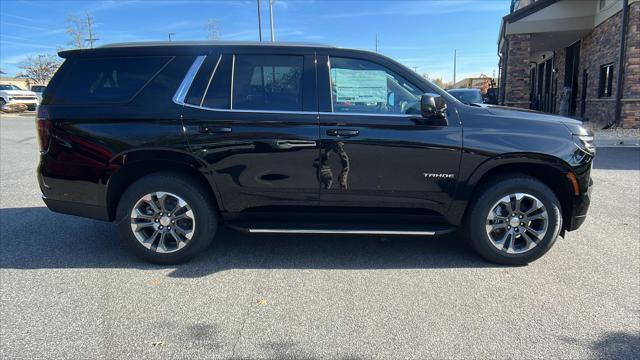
[227, 222, 455, 236]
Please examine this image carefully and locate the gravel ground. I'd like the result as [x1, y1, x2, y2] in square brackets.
[1, 113, 639, 359]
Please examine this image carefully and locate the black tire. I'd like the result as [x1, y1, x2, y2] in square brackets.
[465, 174, 562, 265]
[115, 172, 217, 264]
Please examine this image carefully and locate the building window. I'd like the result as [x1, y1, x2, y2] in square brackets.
[598, 64, 614, 98]
[599, 0, 606, 10]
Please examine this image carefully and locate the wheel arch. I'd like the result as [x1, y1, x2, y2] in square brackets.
[106, 149, 223, 221]
[459, 153, 576, 231]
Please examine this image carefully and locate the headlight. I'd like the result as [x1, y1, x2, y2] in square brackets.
[573, 134, 595, 154]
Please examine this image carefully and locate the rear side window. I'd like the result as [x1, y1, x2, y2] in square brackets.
[55, 56, 171, 104]
[232, 55, 303, 111]
[185, 54, 232, 109]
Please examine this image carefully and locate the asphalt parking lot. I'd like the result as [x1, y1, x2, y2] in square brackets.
[1, 113, 638, 359]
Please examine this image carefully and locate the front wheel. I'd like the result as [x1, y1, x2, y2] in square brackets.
[466, 175, 562, 265]
[116, 172, 217, 264]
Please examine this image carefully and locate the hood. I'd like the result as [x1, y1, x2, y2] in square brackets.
[481, 104, 589, 135]
[1, 90, 37, 96]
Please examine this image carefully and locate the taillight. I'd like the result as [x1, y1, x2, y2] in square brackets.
[36, 107, 52, 153]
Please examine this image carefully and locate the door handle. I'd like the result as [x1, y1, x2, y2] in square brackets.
[199, 126, 232, 134]
[326, 129, 359, 137]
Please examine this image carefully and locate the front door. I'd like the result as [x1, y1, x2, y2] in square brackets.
[316, 54, 462, 217]
[178, 50, 320, 212]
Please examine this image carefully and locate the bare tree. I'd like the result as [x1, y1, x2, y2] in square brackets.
[205, 19, 220, 40]
[66, 13, 86, 48]
[66, 12, 98, 49]
[431, 78, 446, 88]
[17, 54, 62, 85]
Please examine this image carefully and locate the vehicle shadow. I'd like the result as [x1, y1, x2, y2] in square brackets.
[592, 147, 640, 170]
[0, 207, 498, 278]
[590, 331, 640, 360]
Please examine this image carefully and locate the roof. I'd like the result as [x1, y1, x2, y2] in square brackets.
[59, 40, 338, 58]
[99, 40, 334, 49]
[503, 0, 560, 23]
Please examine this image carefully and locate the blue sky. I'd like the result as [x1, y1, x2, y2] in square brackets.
[0, 0, 510, 80]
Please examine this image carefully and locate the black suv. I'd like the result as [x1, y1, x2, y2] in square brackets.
[37, 41, 594, 265]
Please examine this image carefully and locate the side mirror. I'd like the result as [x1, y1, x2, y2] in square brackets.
[420, 93, 447, 122]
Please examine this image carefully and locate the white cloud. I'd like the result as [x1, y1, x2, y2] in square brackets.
[325, 0, 508, 19]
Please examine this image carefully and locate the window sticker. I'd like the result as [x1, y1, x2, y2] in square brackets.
[332, 68, 387, 103]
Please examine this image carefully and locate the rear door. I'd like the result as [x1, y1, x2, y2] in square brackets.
[316, 53, 462, 217]
[177, 48, 320, 212]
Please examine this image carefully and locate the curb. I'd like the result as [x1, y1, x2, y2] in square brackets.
[594, 139, 640, 147]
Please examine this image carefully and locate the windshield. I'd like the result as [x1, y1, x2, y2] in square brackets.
[0, 84, 23, 91]
[448, 89, 483, 104]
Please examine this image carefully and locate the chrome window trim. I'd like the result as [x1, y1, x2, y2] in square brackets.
[230, 54, 235, 109]
[180, 101, 317, 115]
[319, 111, 414, 118]
[172, 55, 206, 105]
[327, 57, 333, 113]
[200, 54, 223, 107]
[174, 55, 414, 118]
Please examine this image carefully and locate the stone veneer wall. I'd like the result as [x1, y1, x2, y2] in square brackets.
[503, 34, 531, 109]
[577, 5, 622, 127]
[554, 48, 566, 113]
[578, 1, 639, 128]
[502, 2, 639, 128]
[621, 1, 639, 128]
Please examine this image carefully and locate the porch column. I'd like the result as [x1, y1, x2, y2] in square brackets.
[504, 34, 532, 109]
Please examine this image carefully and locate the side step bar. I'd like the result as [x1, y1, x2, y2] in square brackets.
[227, 222, 455, 236]
[247, 229, 437, 236]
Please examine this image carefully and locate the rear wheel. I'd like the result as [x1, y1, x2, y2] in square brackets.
[466, 175, 562, 265]
[116, 172, 217, 264]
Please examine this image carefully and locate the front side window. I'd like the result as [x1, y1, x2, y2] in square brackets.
[232, 55, 303, 111]
[598, 64, 614, 98]
[329, 57, 422, 115]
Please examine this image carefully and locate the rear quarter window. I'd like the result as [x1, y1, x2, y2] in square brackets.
[53, 56, 171, 104]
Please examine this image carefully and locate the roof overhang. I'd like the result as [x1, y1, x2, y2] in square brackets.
[498, 0, 598, 54]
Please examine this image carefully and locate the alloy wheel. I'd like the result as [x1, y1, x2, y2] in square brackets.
[130, 192, 195, 253]
[485, 193, 548, 254]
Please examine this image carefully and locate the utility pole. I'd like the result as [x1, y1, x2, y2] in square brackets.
[85, 13, 99, 48]
[453, 49, 457, 85]
[269, 0, 275, 42]
[168, 32, 175, 41]
[375, 33, 378, 53]
[257, 0, 263, 41]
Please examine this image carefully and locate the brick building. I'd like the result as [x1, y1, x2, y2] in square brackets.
[498, 0, 639, 128]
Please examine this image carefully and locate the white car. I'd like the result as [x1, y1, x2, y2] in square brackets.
[0, 84, 39, 111]
[30, 85, 47, 104]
